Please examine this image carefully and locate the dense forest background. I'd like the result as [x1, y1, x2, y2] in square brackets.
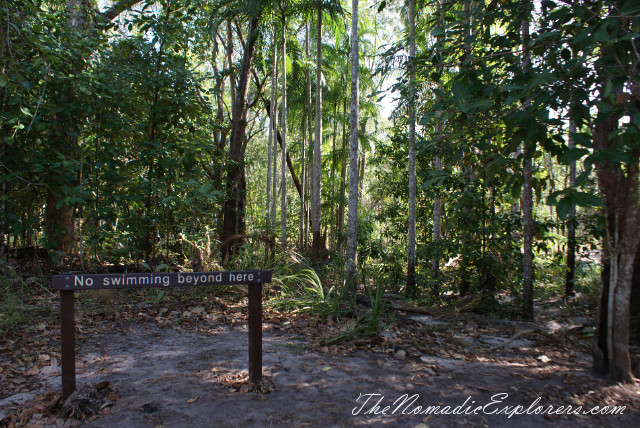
[1, 0, 639, 383]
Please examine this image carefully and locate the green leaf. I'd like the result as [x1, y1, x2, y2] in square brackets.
[603, 79, 613, 98]
[573, 170, 590, 187]
[0, 76, 8, 87]
[558, 148, 588, 164]
[556, 197, 572, 219]
[573, 191, 602, 208]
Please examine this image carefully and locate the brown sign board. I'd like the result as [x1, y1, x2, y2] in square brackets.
[53, 270, 272, 291]
[53, 270, 271, 400]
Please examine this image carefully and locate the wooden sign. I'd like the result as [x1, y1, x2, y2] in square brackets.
[53, 270, 271, 290]
[53, 270, 272, 399]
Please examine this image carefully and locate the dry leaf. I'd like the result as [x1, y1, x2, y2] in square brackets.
[186, 397, 198, 403]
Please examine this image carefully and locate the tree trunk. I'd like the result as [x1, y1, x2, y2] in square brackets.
[329, 101, 338, 252]
[312, 5, 323, 260]
[221, 16, 261, 263]
[432, 1, 444, 281]
[280, 14, 288, 249]
[521, 7, 534, 320]
[406, 0, 417, 296]
[266, 25, 277, 259]
[300, 22, 310, 251]
[337, 96, 348, 254]
[345, 0, 359, 288]
[432, 152, 441, 276]
[565, 110, 577, 297]
[45, 0, 97, 254]
[593, 112, 639, 383]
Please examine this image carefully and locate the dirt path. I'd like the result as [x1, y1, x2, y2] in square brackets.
[19, 318, 636, 428]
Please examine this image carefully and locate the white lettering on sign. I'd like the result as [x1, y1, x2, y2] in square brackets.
[229, 273, 254, 282]
[99, 274, 170, 287]
[177, 272, 224, 285]
[74, 276, 93, 287]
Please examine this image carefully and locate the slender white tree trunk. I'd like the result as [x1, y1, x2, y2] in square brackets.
[432, 1, 444, 279]
[271, 26, 279, 233]
[345, 0, 360, 287]
[280, 15, 288, 248]
[312, 6, 323, 259]
[433, 147, 441, 275]
[407, 0, 417, 295]
[266, 28, 277, 232]
[300, 22, 311, 251]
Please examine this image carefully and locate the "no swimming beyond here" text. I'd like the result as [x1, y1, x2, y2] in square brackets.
[52, 271, 272, 290]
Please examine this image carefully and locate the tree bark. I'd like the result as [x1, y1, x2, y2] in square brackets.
[406, 0, 417, 296]
[329, 101, 338, 251]
[345, 0, 360, 288]
[266, 25, 277, 259]
[300, 22, 310, 251]
[521, 6, 534, 320]
[593, 112, 639, 383]
[312, 6, 323, 259]
[280, 13, 288, 249]
[432, 1, 444, 281]
[565, 110, 577, 297]
[337, 96, 348, 253]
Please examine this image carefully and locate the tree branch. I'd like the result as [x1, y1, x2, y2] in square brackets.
[100, 0, 143, 22]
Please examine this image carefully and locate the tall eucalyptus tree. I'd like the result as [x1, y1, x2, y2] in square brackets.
[521, 2, 534, 320]
[218, 0, 267, 263]
[312, 2, 323, 259]
[280, 7, 288, 248]
[345, 0, 360, 287]
[406, 0, 417, 296]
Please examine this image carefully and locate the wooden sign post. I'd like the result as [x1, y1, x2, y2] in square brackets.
[52, 270, 272, 400]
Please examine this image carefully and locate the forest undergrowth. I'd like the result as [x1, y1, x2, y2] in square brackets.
[1, 246, 638, 426]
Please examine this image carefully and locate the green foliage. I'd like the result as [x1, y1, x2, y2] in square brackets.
[271, 267, 347, 321]
[0, 264, 35, 332]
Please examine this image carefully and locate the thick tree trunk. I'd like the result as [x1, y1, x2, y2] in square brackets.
[221, 16, 261, 264]
[406, 0, 417, 296]
[312, 6, 323, 260]
[593, 112, 639, 383]
[45, 0, 94, 254]
[345, 0, 359, 288]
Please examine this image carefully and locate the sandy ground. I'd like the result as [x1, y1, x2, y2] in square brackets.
[11, 317, 634, 428]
